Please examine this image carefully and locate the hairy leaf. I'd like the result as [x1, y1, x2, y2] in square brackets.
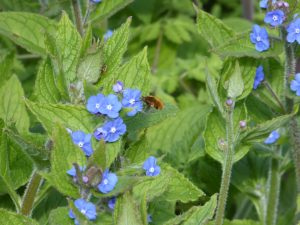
[25, 100, 98, 134]
[34, 58, 61, 103]
[197, 9, 235, 48]
[99, 18, 131, 89]
[0, 75, 30, 133]
[0, 12, 56, 54]
[114, 192, 143, 225]
[42, 124, 87, 198]
[0, 208, 39, 225]
[90, 0, 134, 21]
[164, 194, 217, 225]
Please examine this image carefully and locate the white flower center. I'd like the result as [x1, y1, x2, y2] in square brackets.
[78, 142, 84, 148]
[272, 15, 278, 21]
[110, 127, 116, 133]
[80, 209, 86, 214]
[95, 103, 100, 109]
[256, 36, 261, 42]
[106, 104, 112, 110]
[149, 167, 155, 173]
[103, 179, 108, 185]
[129, 99, 135, 105]
[296, 28, 300, 34]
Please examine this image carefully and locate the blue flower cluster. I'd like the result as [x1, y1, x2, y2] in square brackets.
[87, 81, 143, 143]
[250, 4, 286, 52]
[65, 82, 162, 224]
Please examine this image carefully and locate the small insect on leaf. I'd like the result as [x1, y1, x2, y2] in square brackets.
[142, 96, 164, 110]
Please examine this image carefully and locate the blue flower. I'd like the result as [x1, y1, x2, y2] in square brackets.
[113, 81, 124, 93]
[250, 25, 270, 52]
[69, 199, 97, 224]
[98, 169, 118, 193]
[90, 0, 101, 3]
[253, 66, 265, 89]
[86, 94, 105, 114]
[286, 18, 300, 44]
[147, 214, 153, 223]
[143, 156, 161, 177]
[104, 30, 113, 41]
[108, 197, 116, 210]
[99, 94, 122, 119]
[290, 73, 300, 96]
[260, 0, 276, 8]
[67, 166, 86, 177]
[264, 131, 280, 144]
[122, 89, 143, 116]
[264, 10, 285, 27]
[260, 0, 268, 8]
[71, 131, 93, 156]
[94, 118, 126, 142]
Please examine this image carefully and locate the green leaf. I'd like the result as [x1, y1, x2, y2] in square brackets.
[197, 9, 235, 48]
[240, 114, 294, 143]
[0, 120, 21, 210]
[106, 140, 122, 168]
[90, 0, 134, 22]
[162, 164, 205, 202]
[212, 33, 283, 58]
[204, 107, 250, 164]
[48, 207, 74, 225]
[124, 103, 178, 132]
[47, 12, 81, 82]
[0, 75, 30, 133]
[77, 48, 102, 83]
[99, 18, 131, 88]
[206, 69, 224, 115]
[33, 58, 61, 103]
[42, 124, 86, 198]
[5, 128, 49, 169]
[0, 52, 14, 85]
[0, 208, 39, 225]
[25, 100, 98, 134]
[88, 140, 106, 169]
[125, 134, 149, 164]
[164, 194, 217, 225]
[147, 105, 210, 166]
[0, 12, 56, 55]
[220, 58, 257, 102]
[133, 163, 204, 203]
[164, 17, 195, 44]
[114, 192, 143, 225]
[228, 61, 244, 99]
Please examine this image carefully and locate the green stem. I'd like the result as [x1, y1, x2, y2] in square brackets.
[290, 118, 300, 193]
[265, 150, 281, 225]
[20, 171, 43, 216]
[215, 104, 235, 225]
[71, 0, 84, 36]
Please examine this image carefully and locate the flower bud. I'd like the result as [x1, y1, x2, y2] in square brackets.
[239, 120, 247, 129]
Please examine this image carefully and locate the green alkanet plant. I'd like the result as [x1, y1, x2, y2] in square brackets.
[1, 1, 300, 225]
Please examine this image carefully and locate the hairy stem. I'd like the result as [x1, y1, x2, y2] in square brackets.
[290, 118, 300, 193]
[20, 171, 43, 216]
[283, 31, 300, 194]
[241, 0, 254, 21]
[215, 104, 235, 225]
[71, 0, 84, 36]
[265, 153, 281, 225]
